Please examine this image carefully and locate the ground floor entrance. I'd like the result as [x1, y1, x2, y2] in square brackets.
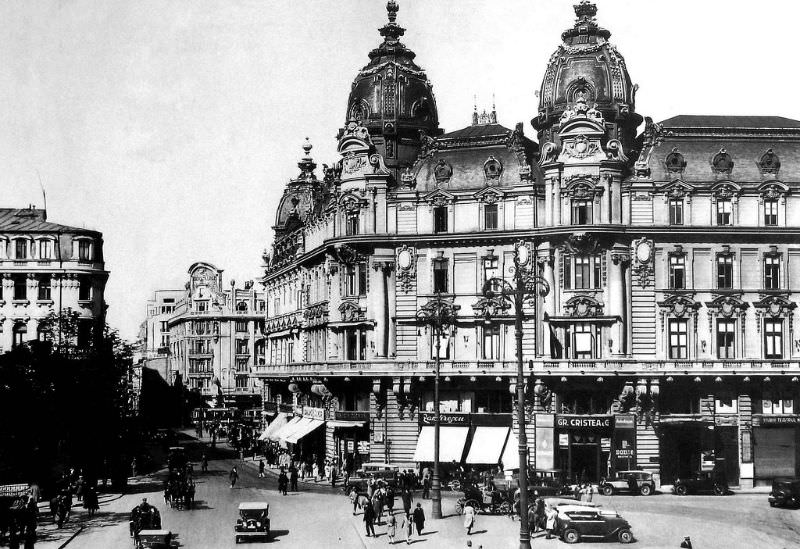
[659, 421, 739, 485]
[554, 415, 613, 483]
[753, 420, 800, 483]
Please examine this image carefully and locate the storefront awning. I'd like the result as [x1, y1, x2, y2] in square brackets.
[259, 412, 289, 441]
[465, 426, 510, 464]
[412, 426, 469, 463]
[271, 416, 303, 442]
[284, 418, 324, 444]
[327, 420, 367, 429]
[501, 430, 521, 471]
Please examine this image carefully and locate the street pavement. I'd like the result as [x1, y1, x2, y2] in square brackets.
[33, 436, 800, 549]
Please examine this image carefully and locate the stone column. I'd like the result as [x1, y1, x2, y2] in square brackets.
[609, 247, 630, 356]
[387, 266, 397, 357]
[544, 177, 553, 226]
[553, 178, 562, 226]
[539, 247, 556, 357]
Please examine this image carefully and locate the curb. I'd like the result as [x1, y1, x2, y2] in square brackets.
[57, 526, 84, 548]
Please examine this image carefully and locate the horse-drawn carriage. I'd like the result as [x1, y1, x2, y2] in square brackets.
[454, 482, 513, 515]
[164, 447, 195, 510]
[130, 499, 163, 545]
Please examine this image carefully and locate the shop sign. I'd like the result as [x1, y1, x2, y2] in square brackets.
[470, 413, 513, 427]
[334, 410, 371, 422]
[346, 440, 355, 452]
[614, 414, 635, 428]
[357, 441, 370, 454]
[302, 406, 325, 421]
[753, 415, 800, 427]
[419, 412, 469, 426]
[558, 433, 569, 448]
[556, 415, 613, 430]
[0, 484, 28, 497]
[714, 415, 738, 427]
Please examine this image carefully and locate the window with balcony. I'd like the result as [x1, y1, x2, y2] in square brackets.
[764, 319, 783, 359]
[78, 240, 92, 262]
[482, 323, 501, 359]
[717, 255, 733, 289]
[716, 319, 735, 358]
[345, 211, 359, 236]
[764, 256, 780, 290]
[344, 263, 367, 296]
[433, 206, 448, 233]
[433, 258, 448, 293]
[568, 323, 595, 359]
[344, 327, 366, 361]
[13, 275, 26, 301]
[716, 199, 732, 226]
[38, 239, 53, 260]
[189, 358, 212, 373]
[236, 339, 249, 355]
[668, 255, 685, 290]
[483, 256, 500, 293]
[571, 199, 592, 225]
[484, 203, 498, 230]
[14, 239, 27, 260]
[764, 199, 778, 226]
[78, 278, 92, 301]
[37, 275, 51, 301]
[668, 318, 688, 359]
[669, 199, 684, 225]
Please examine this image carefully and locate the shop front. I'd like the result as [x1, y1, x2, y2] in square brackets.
[554, 414, 613, 483]
[278, 406, 326, 464]
[753, 415, 800, 484]
[329, 410, 370, 474]
[659, 416, 739, 485]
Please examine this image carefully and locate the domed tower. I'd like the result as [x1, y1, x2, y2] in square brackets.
[272, 139, 326, 241]
[342, 0, 442, 180]
[532, 1, 641, 153]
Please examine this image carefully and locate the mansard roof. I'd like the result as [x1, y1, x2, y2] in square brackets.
[0, 208, 101, 235]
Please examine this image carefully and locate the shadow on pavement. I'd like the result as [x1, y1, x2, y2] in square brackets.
[268, 528, 290, 542]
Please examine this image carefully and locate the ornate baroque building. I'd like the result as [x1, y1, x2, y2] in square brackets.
[258, 1, 800, 487]
[0, 207, 107, 350]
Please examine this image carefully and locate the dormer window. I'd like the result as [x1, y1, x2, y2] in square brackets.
[15, 239, 27, 260]
[764, 199, 778, 226]
[79, 240, 92, 262]
[38, 239, 53, 260]
[484, 204, 498, 230]
[669, 199, 684, 225]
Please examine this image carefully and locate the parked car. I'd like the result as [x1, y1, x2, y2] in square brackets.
[235, 502, 270, 544]
[672, 471, 728, 496]
[600, 471, 656, 496]
[528, 469, 575, 498]
[556, 505, 634, 544]
[343, 463, 403, 494]
[769, 478, 800, 508]
[135, 529, 177, 549]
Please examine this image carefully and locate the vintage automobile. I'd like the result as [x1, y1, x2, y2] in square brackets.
[600, 470, 656, 496]
[527, 469, 575, 497]
[672, 471, 728, 496]
[556, 504, 634, 544]
[343, 463, 405, 494]
[769, 478, 800, 508]
[135, 529, 177, 549]
[167, 447, 188, 472]
[235, 502, 270, 544]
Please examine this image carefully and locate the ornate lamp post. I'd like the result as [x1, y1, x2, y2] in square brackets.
[479, 241, 549, 549]
[416, 291, 459, 520]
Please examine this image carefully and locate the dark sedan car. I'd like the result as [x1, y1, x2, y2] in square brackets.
[672, 471, 728, 496]
[769, 478, 800, 508]
[556, 505, 634, 544]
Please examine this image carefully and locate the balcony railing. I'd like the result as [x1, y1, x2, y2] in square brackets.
[251, 358, 800, 376]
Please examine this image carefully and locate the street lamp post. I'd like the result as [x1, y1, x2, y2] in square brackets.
[416, 291, 459, 520]
[479, 241, 549, 549]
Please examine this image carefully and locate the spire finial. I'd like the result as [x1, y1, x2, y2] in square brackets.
[574, 1, 597, 23]
[302, 137, 313, 158]
[379, 0, 405, 43]
[387, 0, 398, 24]
[490, 94, 497, 124]
[472, 95, 479, 126]
[297, 137, 316, 179]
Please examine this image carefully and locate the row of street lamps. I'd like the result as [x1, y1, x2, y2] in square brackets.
[415, 240, 549, 549]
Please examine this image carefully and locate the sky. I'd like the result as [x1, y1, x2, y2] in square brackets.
[1, 0, 799, 340]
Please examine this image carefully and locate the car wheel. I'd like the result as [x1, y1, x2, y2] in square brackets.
[640, 484, 652, 496]
[769, 501, 776, 507]
[563, 529, 580, 544]
[618, 529, 634, 543]
[235, 536, 240, 544]
[675, 485, 688, 496]
[714, 485, 726, 496]
[602, 485, 613, 496]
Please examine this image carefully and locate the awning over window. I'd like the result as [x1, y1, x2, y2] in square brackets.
[259, 412, 289, 441]
[412, 426, 469, 463]
[284, 419, 324, 444]
[327, 420, 367, 429]
[501, 430, 521, 471]
[271, 416, 303, 442]
[465, 426, 510, 464]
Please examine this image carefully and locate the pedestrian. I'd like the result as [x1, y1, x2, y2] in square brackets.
[386, 511, 397, 544]
[350, 488, 362, 515]
[386, 486, 395, 513]
[412, 502, 425, 536]
[75, 476, 84, 502]
[463, 501, 476, 535]
[680, 536, 693, 549]
[330, 464, 337, 488]
[363, 500, 376, 537]
[422, 470, 431, 499]
[533, 494, 545, 532]
[131, 457, 138, 477]
[401, 488, 413, 516]
[401, 513, 413, 545]
[312, 462, 319, 481]
[83, 485, 99, 517]
[278, 468, 288, 495]
[201, 454, 208, 473]
[627, 474, 638, 495]
[367, 477, 376, 499]
[258, 459, 265, 478]
[585, 483, 594, 503]
[229, 466, 238, 488]
[545, 504, 558, 539]
[290, 466, 298, 491]
[372, 492, 384, 525]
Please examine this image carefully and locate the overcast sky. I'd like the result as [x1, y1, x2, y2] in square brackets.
[1, 0, 798, 340]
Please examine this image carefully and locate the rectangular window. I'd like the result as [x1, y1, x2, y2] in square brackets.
[160, 321, 169, 332]
[563, 257, 571, 290]
[764, 319, 783, 359]
[345, 211, 359, 236]
[15, 240, 27, 260]
[38, 276, 51, 301]
[716, 319, 736, 359]
[668, 319, 688, 359]
[764, 199, 778, 226]
[571, 200, 592, 225]
[236, 339, 249, 355]
[593, 256, 601, 289]
[433, 206, 448, 233]
[669, 199, 684, 225]
[195, 300, 208, 312]
[574, 256, 591, 289]
[572, 324, 594, 359]
[77, 320, 92, 348]
[482, 324, 501, 360]
[13, 276, 26, 301]
[433, 259, 448, 293]
[717, 255, 733, 289]
[38, 239, 53, 260]
[345, 263, 367, 296]
[431, 332, 450, 359]
[669, 255, 685, 290]
[484, 204, 498, 230]
[483, 257, 500, 292]
[78, 240, 92, 262]
[716, 199, 732, 226]
[79, 278, 92, 301]
[764, 256, 780, 290]
[345, 328, 366, 361]
[235, 376, 249, 389]
[235, 320, 248, 333]
[236, 358, 249, 372]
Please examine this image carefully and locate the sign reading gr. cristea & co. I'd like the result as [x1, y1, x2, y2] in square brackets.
[556, 415, 613, 430]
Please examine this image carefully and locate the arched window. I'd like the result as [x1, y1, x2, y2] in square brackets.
[13, 322, 27, 348]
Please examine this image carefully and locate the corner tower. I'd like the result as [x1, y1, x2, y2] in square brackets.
[343, 0, 442, 181]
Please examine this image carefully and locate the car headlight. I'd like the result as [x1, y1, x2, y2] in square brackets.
[256, 522, 261, 527]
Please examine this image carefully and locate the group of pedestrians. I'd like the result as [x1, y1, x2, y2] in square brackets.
[362, 501, 425, 544]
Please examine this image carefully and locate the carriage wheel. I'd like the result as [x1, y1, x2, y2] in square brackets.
[455, 499, 465, 515]
[498, 501, 512, 516]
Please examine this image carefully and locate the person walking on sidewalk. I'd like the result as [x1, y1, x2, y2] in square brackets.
[463, 501, 476, 535]
[289, 466, 298, 491]
[363, 500, 376, 537]
[229, 466, 238, 489]
[412, 503, 425, 536]
[401, 488, 413, 516]
[401, 513, 413, 545]
[258, 459, 265, 478]
[386, 511, 397, 544]
[201, 454, 208, 473]
[278, 469, 288, 496]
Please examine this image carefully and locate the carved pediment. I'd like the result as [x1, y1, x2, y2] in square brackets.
[757, 181, 789, 200]
[753, 295, 796, 318]
[711, 181, 741, 199]
[563, 295, 603, 318]
[473, 187, 504, 203]
[659, 180, 695, 201]
[706, 294, 748, 317]
[338, 301, 364, 322]
[424, 188, 455, 207]
[657, 294, 701, 318]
